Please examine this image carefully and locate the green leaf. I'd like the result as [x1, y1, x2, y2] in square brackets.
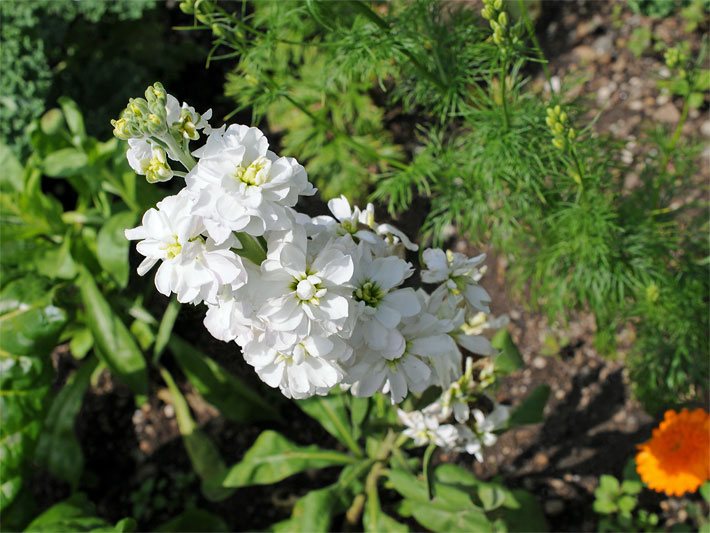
[156, 508, 228, 532]
[37, 234, 77, 280]
[695, 69, 710, 92]
[77, 271, 147, 395]
[222, 430, 355, 488]
[289, 485, 345, 533]
[0, 142, 23, 192]
[478, 483, 507, 511]
[423, 443, 436, 500]
[160, 368, 234, 502]
[508, 385, 550, 426]
[298, 392, 362, 455]
[496, 490, 548, 533]
[617, 494, 637, 514]
[97, 211, 136, 288]
[699, 481, 710, 503]
[598, 475, 620, 495]
[35, 358, 98, 487]
[169, 336, 280, 422]
[492, 329, 524, 374]
[43, 148, 88, 178]
[349, 396, 370, 441]
[23, 493, 132, 532]
[57, 97, 86, 140]
[40, 109, 65, 136]
[0, 278, 67, 514]
[387, 469, 491, 532]
[69, 328, 93, 360]
[620, 479, 642, 495]
[593, 498, 617, 515]
[688, 92, 704, 109]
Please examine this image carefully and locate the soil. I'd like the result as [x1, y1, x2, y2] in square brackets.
[30, 1, 708, 532]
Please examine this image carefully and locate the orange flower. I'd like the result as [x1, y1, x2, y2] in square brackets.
[636, 408, 710, 497]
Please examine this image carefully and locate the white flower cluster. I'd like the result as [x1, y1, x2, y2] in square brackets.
[121, 88, 496, 403]
[398, 357, 511, 461]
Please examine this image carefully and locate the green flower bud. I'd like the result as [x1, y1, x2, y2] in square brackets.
[111, 118, 131, 140]
[554, 104, 561, 116]
[559, 111, 568, 123]
[546, 107, 555, 118]
[481, 6, 492, 19]
[498, 12, 508, 28]
[493, 0, 503, 9]
[568, 128, 576, 140]
[554, 122, 565, 134]
[552, 138, 565, 150]
[545, 116, 555, 129]
[179, 0, 195, 14]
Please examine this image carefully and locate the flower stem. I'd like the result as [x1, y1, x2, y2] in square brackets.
[235, 231, 267, 266]
[500, 60, 511, 130]
[152, 296, 181, 365]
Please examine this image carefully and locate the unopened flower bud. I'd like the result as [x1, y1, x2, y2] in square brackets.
[497, 12, 508, 28]
[559, 111, 568, 123]
[567, 128, 576, 140]
[493, 0, 503, 9]
[552, 138, 565, 150]
[545, 116, 555, 129]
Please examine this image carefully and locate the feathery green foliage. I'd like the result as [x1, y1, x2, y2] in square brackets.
[183, 0, 707, 410]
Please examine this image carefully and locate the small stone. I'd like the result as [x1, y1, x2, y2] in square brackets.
[701, 121, 710, 137]
[555, 389, 566, 400]
[654, 103, 680, 123]
[573, 45, 596, 63]
[164, 404, 175, 418]
[533, 452, 549, 468]
[532, 356, 547, 369]
[545, 499, 565, 516]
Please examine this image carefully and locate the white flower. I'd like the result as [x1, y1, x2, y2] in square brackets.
[451, 404, 511, 460]
[126, 139, 173, 183]
[258, 229, 355, 337]
[351, 250, 421, 354]
[186, 125, 316, 242]
[397, 409, 458, 447]
[203, 262, 262, 344]
[166, 93, 213, 140]
[125, 191, 246, 304]
[421, 248, 491, 312]
[376, 223, 418, 252]
[243, 332, 349, 399]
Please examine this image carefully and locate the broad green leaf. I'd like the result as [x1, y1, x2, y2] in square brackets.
[289, 486, 342, 533]
[478, 483, 507, 511]
[77, 271, 147, 395]
[160, 368, 234, 502]
[40, 109, 65, 136]
[37, 234, 77, 280]
[592, 498, 617, 515]
[0, 142, 23, 192]
[35, 358, 98, 487]
[349, 396, 369, 440]
[508, 385, 550, 426]
[23, 492, 133, 532]
[617, 494, 637, 514]
[43, 148, 88, 178]
[58, 97, 86, 140]
[491, 329, 524, 374]
[222, 430, 356, 488]
[434, 465, 519, 510]
[96, 211, 135, 288]
[0, 278, 67, 513]
[298, 392, 362, 455]
[169, 336, 280, 422]
[156, 508, 228, 532]
[495, 490, 547, 533]
[387, 469, 491, 532]
[69, 328, 94, 360]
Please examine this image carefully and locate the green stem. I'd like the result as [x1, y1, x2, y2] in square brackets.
[152, 296, 181, 365]
[661, 96, 690, 173]
[348, 1, 446, 91]
[500, 60, 511, 130]
[518, 0, 554, 96]
[163, 133, 197, 172]
[364, 462, 385, 527]
[235, 231, 267, 266]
